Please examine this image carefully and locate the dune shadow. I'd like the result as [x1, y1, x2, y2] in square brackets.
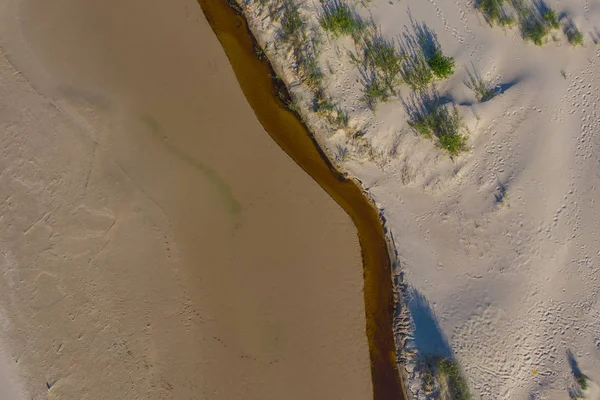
[496, 79, 519, 95]
[407, 287, 453, 359]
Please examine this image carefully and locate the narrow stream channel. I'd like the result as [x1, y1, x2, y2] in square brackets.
[197, 1, 406, 399]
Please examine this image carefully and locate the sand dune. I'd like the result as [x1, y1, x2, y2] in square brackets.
[236, 0, 600, 398]
[0, 0, 373, 398]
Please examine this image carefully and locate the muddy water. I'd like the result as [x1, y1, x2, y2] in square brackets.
[198, 1, 406, 399]
[0, 0, 389, 398]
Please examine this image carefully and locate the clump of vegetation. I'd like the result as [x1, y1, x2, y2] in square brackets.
[360, 72, 392, 110]
[319, 0, 366, 39]
[522, 18, 550, 45]
[437, 358, 472, 400]
[405, 91, 467, 155]
[465, 67, 497, 102]
[280, 2, 304, 41]
[298, 51, 324, 89]
[476, 0, 514, 26]
[312, 89, 349, 127]
[564, 21, 584, 46]
[542, 9, 560, 29]
[577, 373, 588, 390]
[313, 88, 336, 114]
[400, 52, 434, 92]
[363, 33, 404, 90]
[427, 50, 455, 79]
[516, 3, 561, 46]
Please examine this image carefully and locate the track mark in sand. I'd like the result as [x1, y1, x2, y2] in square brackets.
[140, 114, 242, 218]
[427, 0, 465, 44]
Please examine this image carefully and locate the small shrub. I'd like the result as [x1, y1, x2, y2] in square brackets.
[498, 15, 516, 27]
[564, 21, 584, 46]
[400, 52, 434, 92]
[313, 89, 336, 114]
[280, 2, 304, 40]
[406, 91, 467, 155]
[437, 358, 472, 400]
[543, 9, 560, 29]
[522, 18, 550, 45]
[476, 0, 506, 25]
[334, 106, 349, 127]
[300, 54, 323, 88]
[465, 68, 497, 102]
[319, 0, 365, 39]
[363, 34, 404, 90]
[427, 50, 455, 79]
[361, 74, 391, 110]
[577, 373, 588, 390]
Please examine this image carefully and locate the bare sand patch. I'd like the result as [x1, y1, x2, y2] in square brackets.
[0, 0, 372, 398]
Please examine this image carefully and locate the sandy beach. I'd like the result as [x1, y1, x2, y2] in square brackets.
[234, 0, 600, 398]
[0, 0, 374, 398]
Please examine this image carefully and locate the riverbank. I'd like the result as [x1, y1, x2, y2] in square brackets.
[224, 0, 600, 398]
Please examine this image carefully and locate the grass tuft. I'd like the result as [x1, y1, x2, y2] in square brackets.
[400, 52, 434, 92]
[360, 72, 392, 110]
[465, 67, 497, 102]
[577, 373, 588, 391]
[405, 90, 467, 155]
[436, 358, 472, 400]
[280, 2, 304, 41]
[476, 0, 508, 25]
[363, 33, 404, 90]
[427, 50, 455, 79]
[319, 0, 366, 39]
[564, 20, 584, 46]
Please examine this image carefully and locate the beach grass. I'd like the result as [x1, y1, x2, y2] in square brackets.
[427, 50, 455, 79]
[465, 67, 497, 102]
[406, 91, 467, 155]
[320, 0, 366, 39]
[436, 358, 472, 400]
[363, 33, 404, 90]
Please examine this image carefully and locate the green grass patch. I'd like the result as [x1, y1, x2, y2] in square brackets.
[577, 373, 588, 390]
[465, 67, 497, 102]
[564, 21, 584, 46]
[400, 52, 434, 92]
[517, 4, 561, 46]
[406, 92, 467, 155]
[363, 34, 404, 90]
[280, 1, 304, 40]
[543, 9, 560, 29]
[427, 50, 455, 79]
[476, 0, 507, 25]
[319, 0, 366, 39]
[437, 358, 472, 400]
[361, 74, 392, 110]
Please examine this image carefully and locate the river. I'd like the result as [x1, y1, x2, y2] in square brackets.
[197, 1, 406, 399]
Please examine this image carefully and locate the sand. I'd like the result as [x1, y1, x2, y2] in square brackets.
[235, 0, 600, 398]
[0, 0, 373, 398]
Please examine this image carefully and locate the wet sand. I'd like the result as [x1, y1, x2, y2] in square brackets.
[0, 0, 372, 398]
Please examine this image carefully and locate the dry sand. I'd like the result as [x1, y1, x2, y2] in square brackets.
[0, 0, 374, 398]
[236, 0, 600, 398]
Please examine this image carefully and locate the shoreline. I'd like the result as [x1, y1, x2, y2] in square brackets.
[198, 1, 411, 398]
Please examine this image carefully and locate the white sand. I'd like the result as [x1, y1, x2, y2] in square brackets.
[238, 0, 600, 398]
